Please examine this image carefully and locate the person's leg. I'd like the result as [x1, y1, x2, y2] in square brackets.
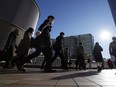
[59, 52, 67, 69]
[114, 55, 116, 67]
[15, 48, 41, 71]
[43, 47, 56, 72]
[3, 48, 13, 68]
[41, 57, 46, 69]
[52, 51, 59, 63]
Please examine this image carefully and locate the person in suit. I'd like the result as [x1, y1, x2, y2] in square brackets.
[93, 42, 103, 72]
[15, 15, 56, 72]
[109, 37, 116, 66]
[3, 29, 19, 68]
[52, 32, 67, 70]
[12, 27, 34, 71]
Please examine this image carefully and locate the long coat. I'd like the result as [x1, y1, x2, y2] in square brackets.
[93, 44, 103, 62]
[16, 32, 31, 56]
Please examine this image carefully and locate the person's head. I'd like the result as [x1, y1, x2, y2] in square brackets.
[47, 15, 55, 24]
[60, 32, 65, 37]
[26, 27, 34, 36]
[112, 36, 116, 42]
[14, 29, 19, 36]
[96, 42, 99, 45]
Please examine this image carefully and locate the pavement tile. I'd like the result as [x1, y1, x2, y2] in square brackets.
[102, 85, 116, 87]
[56, 81, 77, 86]
[0, 85, 6, 87]
[76, 82, 98, 86]
[11, 80, 57, 86]
[95, 81, 116, 85]
[79, 86, 101, 87]
[0, 68, 116, 87]
[0, 80, 19, 85]
[2, 85, 54, 87]
[56, 85, 78, 87]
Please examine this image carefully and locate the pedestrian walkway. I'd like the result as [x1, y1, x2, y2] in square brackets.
[0, 67, 116, 87]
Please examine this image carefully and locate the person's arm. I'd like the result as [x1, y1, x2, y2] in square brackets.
[36, 20, 51, 37]
[109, 43, 112, 55]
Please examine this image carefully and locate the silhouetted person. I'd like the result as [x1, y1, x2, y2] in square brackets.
[12, 28, 34, 71]
[3, 29, 19, 68]
[93, 42, 103, 72]
[52, 32, 67, 70]
[109, 37, 116, 66]
[107, 59, 114, 69]
[76, 42, 86, 70]
[15, 15, 55, 72]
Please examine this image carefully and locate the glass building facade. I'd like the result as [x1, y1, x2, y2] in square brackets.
[108, 0, 116, 26]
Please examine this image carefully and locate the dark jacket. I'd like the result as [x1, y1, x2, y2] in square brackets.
[109, 41, 116, 55]
[16, 31, 31, 56]
[54, 35, 64, 51]
[34, 20, 52, 48]
[4, 31, 17, 50]
[93, 44, 103, 62]
[77, 44, 84, 56]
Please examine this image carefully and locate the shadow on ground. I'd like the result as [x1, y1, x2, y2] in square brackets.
[51, 71, 99, 80]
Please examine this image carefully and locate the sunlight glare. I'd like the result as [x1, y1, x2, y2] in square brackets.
[100, 30, 111, 40]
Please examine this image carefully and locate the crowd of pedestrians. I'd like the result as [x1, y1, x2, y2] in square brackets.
[0, 15, 116, 73]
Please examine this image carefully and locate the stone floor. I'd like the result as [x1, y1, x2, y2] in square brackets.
[0, 67, 116, 87]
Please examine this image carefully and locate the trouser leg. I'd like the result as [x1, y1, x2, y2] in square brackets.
[43, 47, 53, 70]
[59, 52, 67, 69]
[52, 51, 59, 62]
[15, 48, 41, 68]
[41, 58, 46, 69]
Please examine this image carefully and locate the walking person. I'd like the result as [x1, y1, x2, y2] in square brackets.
[12, 27, 34, 71]
[3, 29, 19, 68]
[76, 42, 86, 70]
[52, 32, 67, 70]
[109, 36, 116, 66]
[93, 42, 103, 72]
[107, 59, 114, 69]
[14, 15, 56, 72]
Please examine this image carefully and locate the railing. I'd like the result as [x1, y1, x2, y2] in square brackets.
[25, 56, 109, 69]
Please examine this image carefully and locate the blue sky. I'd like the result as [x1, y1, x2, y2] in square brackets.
[35, 0, 116, 59]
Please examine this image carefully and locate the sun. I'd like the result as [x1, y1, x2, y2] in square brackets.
[100, 30, 111, 40]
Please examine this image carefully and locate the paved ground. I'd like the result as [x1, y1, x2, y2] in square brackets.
[0, 67, 116, 87]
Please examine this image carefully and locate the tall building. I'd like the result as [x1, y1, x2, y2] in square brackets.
[108, 0, 116, 26]
[64, 36, 78, 59]
[63, 34, 94, 60]
[78, 34, 94, 59]
[0, 0, 40, 50]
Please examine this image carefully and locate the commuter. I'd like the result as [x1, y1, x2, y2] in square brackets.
[12, 27, 34, 71]
[93, 42, 103, 72]
[3, 29, 19, 68]
[107, 59, 114, 69]
[76, 42, 86, 70]
[52, 32, 67, 70]
[109, 37, 116, 66]
[14, 15, 56, 72]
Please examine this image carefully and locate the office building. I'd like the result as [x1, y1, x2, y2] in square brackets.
[78, 34, 94, 59]
[108, 0, 116, 26]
